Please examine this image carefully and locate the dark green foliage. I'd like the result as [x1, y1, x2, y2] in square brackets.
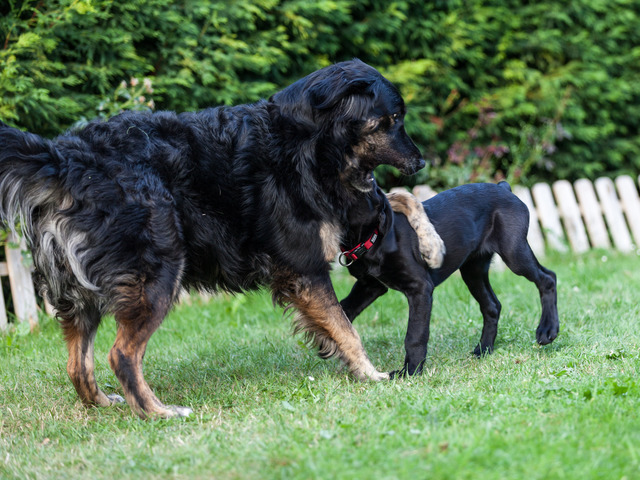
[363, 0, 640, 188]
[1, 0, 639, 187]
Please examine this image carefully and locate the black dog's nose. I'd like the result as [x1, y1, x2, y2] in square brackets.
[406, 157, 425, 174]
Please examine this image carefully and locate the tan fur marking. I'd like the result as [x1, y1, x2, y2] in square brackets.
[65, 329, 113, 407]
[107, 288, 191, 419]
[387, 191, 446, 268]
[108, 329, 154, 417]
[277, 274, 388, 381]
[319, 222, 342, 262]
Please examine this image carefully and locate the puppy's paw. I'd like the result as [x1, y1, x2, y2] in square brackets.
[389, 363, 423, 378]
[389, 368, 407, 379]
[473, 344, 494, 357]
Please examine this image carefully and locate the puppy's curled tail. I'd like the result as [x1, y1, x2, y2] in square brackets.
[386, 190, 445, 269]
[497, 180, 512, 192]
[0, 122, 64, 240]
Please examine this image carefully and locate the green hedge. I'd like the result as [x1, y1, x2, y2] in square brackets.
[1, 0, 639, 189]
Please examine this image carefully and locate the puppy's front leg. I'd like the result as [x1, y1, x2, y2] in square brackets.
[273, 272, 388, 381]
[340, 276, 389, 322]
[401, 281, 434, 376]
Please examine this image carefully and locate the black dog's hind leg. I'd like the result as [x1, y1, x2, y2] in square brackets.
[340, 276, 388, 322]
[501, 243, 559, 345]
[397, 278, 434, 376]
[61, 307, 124, 407]
[460, 255, 502, 356]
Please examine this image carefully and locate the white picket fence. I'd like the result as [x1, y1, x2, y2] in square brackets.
[405, 174, 640, 258]
[1, 175, 639, 330]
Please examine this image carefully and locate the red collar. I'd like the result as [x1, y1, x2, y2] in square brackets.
[339, 228, 379, 266]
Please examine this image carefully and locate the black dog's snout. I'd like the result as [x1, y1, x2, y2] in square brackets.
[401, 157, 425, 175]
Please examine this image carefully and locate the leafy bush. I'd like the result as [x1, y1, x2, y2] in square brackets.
[1, 0, 639, 188]
[357, 1, 640, 188]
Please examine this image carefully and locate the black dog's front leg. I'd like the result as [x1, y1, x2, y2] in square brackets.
[340, 276, 388, 323]
[275, 271, 389, 381]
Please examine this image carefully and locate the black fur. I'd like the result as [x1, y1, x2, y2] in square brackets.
[0, 59, 424, 417]
[341, 182, 559, 376]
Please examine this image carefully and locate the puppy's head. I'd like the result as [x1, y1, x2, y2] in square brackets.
[269, 59, 424, 192]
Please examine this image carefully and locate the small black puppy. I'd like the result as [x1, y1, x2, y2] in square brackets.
[340, 181, 559, 375]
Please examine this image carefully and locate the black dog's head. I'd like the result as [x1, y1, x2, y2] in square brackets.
[269, 59, 424, 192]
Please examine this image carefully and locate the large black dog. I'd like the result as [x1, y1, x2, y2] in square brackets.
[340, 182, 559, 376]
[0, 59, 426, 418]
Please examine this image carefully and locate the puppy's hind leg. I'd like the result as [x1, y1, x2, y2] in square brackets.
[460, 256, 501, 356]
[501, 243, 559, 345]
[60, 306, 124, 407]
[533, 264, 558, 345]
[387, 191, 445, 268]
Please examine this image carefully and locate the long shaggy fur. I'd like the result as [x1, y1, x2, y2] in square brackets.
[0, 59, 424, 417]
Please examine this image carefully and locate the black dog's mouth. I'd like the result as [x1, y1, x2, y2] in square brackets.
[344, 157, 424, 193]
[397, 157, 426, 176]
[350, 171, 376, 193]
[341, 156, 377, 193]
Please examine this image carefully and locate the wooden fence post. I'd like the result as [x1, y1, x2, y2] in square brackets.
[552, 180, 590, 253]
[595, 177, 633, 252]
[412, 184, 438, 202]
[615, 175, 640, 248]
[531, 182, 568, 252]
[4, 232, 39, 329]
[513, 185, 545, 257]
[574, 179, 611, 249]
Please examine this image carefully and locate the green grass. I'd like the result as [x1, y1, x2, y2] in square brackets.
[1, 250, 640, 479]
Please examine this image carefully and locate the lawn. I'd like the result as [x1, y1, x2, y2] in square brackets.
[1, 250, 639, 479]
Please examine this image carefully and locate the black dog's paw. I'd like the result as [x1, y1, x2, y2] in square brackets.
[389, 369, 407, 379]
[473, 344, 494, 357]
[389, 365, 423, 379]
[536, 323, 559, 345]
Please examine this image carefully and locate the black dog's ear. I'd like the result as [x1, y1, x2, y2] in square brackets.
[309, 77, 374, 111]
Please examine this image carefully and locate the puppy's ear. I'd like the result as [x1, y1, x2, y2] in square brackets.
[309, 77, 374, 111]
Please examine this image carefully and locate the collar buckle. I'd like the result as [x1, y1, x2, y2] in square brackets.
[339, 228, 379, 266]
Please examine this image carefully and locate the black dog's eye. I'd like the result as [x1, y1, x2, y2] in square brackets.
[391, 113, 400, 122]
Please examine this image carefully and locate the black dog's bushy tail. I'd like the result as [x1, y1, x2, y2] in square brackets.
[497, 180, 512, 192]
[0, 122, 64, 239]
